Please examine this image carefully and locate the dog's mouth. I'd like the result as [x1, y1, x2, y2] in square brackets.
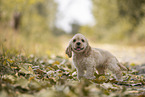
[74, 47, 84, 51]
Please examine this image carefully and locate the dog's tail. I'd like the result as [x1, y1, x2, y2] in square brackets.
[117, 63, 128, 71]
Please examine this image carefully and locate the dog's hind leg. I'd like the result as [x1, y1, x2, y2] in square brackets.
[96, 65, 106, 75]
[107, 58, 123, 81]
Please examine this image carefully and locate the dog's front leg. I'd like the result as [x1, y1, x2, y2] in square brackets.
[85, 66, 95, 79]
[77, 68, 84, 80]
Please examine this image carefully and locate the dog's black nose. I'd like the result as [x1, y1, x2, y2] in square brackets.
[76, 42, 81, 45]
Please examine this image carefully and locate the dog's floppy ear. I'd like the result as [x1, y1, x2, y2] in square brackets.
[65, 43, 72, 58]
[84, 44, 91, 57]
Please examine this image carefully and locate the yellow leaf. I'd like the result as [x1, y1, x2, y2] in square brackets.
[130, 63, 136, 66]
[53, 61, 60, 65]
[58, 73, 62, 77]
[11, 66, 17, 69]
[28, 66, 34, 74]
[7, 59, 14, 64]
[3, 60, 6, 65]
[29, 77, 35, 81]
[99, 76, 106, 81]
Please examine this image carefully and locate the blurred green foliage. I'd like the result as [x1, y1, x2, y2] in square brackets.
[0, 0, 62, 56]
[0, 0, 145, 43]
[0, 0, 57, 33]
[0, 0, 145, 56]
[81, 0, 145, 44]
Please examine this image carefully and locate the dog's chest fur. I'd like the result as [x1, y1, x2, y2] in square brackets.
[72, 49, 103, 70]
[73, 55, 93, 70]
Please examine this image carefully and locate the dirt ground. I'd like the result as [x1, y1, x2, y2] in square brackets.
[93, 44, 145, 65]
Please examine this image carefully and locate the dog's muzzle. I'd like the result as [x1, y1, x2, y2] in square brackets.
[74, 47, 84, 51]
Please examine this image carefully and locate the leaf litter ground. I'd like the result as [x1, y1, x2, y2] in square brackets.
[0, 53, 145, 97]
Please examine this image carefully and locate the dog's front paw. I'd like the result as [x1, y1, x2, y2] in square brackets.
[77, 75, 84, 80]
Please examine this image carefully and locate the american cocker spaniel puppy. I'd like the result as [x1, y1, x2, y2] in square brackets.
[66, 33, 127, 81]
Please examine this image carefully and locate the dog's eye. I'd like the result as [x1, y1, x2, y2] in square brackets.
[73, 39, 76, 42]
[81, 39, 85, 42]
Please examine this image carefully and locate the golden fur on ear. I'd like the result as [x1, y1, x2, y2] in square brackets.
[65, 44, 72, 58]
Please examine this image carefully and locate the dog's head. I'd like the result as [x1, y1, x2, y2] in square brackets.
[65, 34, 91, 58]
